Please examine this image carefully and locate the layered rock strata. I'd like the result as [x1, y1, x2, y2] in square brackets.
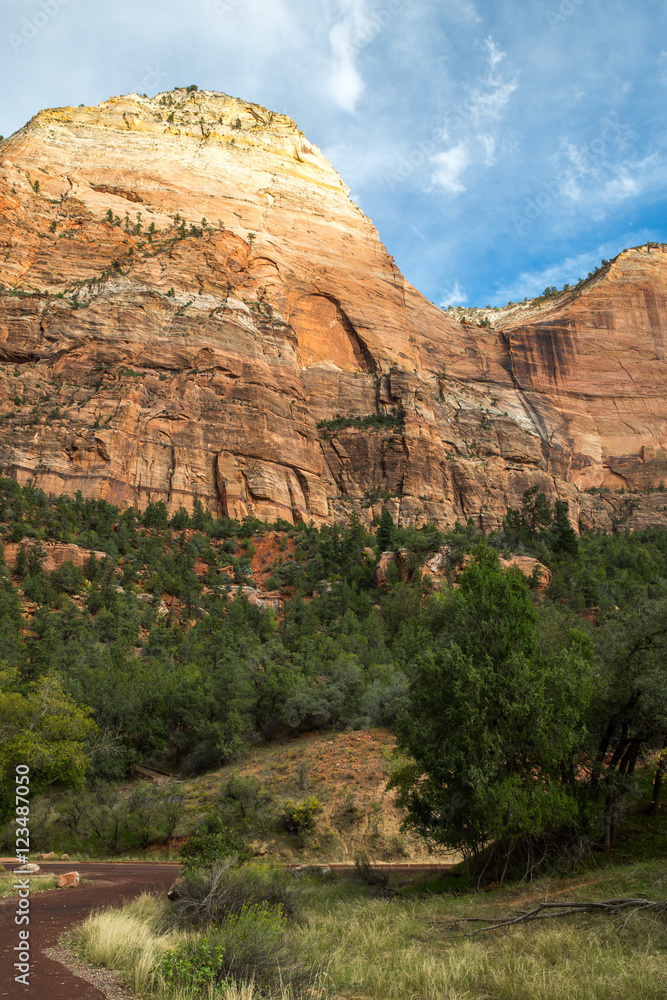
[0, 89, 665, 530]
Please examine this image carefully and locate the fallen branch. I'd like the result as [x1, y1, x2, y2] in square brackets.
[458, 897, 667, 935]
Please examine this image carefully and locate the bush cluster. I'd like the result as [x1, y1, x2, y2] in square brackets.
[281, 796, 322, 835]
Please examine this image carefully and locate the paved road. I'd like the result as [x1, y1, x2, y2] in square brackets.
[0, 862, 179, 1000]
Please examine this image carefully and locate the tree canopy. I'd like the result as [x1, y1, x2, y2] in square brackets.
[390, 549, 595, 879]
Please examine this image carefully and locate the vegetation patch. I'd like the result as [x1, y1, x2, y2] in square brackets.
[75, 861, 667, 999]
[317, 406, 405, 438]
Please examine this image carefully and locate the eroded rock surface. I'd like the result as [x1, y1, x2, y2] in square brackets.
[0, 89, 665, 530]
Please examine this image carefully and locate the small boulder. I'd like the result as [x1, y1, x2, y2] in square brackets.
[61, 853, 70, 861]
[167, 877, 184, 901]
[56, 871, 79, 888]
[14, 863, 40, 874]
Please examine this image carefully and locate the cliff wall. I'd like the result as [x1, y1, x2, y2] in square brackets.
[0, 89, 665, 530]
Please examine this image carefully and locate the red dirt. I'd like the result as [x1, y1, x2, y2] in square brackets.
[0, 862, 179, 999]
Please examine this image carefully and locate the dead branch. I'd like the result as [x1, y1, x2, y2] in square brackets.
[458, 897, 667, 935]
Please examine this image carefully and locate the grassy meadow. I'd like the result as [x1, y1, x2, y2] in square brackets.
[73, 859, 667, 1000]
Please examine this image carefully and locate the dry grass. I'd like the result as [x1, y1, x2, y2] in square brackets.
[75, 893, 307, 999]
[305, 893, 667, 1000]
[75, 862, 667, 1000]
[75, 894, 179, 995]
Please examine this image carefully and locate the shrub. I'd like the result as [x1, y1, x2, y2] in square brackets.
[281, 796, 322, 835]
[168, 858, 301, 927]
[179, 825, 249, 875]
[157, 935, 227, 994]
[162, 903, 285, 988]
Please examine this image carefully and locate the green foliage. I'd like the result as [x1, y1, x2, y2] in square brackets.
[281, 795, 322, 834]
[552, 500, 579, 556]
[390, 551, 596, 879]
[0, 670, 96, 822]
[505, 485, 553, 540]
[0, 472, 662, 859]
[317, 406, 405, 437]
[169, 858, 301, 927]
[180, 823, 249, 875]
[158, 937, 227, 994]
[159, 901, 291, 994]
[586, 599, 667, 847]
[375, 507, 396, 553]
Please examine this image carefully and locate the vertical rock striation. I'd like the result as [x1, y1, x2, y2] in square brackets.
[0, 89, 665, 530]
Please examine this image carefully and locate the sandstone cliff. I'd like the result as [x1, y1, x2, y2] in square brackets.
[0, 89, 665, 530]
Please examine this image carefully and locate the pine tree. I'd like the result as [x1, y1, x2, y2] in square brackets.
[552, 500, 579, 556]
[376, 507, 395, 553]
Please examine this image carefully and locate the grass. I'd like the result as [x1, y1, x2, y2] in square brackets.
[300, 861, 667, 1000]
[0, 872, 59, 896]
[74, 860, 667, 1000]
[74, 892, 305, 999]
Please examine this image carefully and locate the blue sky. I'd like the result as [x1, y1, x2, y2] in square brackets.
[2, 0, 666, 306]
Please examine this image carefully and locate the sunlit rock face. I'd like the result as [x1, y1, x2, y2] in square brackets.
[0, 89, 665, 530]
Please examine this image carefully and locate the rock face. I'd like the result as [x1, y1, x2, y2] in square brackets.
[3, 540, 107, 573]
[0, 89, 665, 530]
[375, 547, 551, 590]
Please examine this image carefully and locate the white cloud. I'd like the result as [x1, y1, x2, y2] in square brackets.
[461, 3, 482, 23]
[479, 132, 496, 165]
[431, 142, 469, 193]
[467, 74, 517, 128]
[465, 38, 517, 127]
[327, 0, 382, 113]
[439, 281, 468, 307]
[601, 172, 640, 202]
[484, 36, 506, 70]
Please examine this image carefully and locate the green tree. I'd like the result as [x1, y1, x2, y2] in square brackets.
[552, 500, 579, 556]
[587, 600, 667, 846]
[390, 551, 595, 881]
[376, 507, 396, 553]
[504, 486, 552, 539]
[0, 669, 96, 821]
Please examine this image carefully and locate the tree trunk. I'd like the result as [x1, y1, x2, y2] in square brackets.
[608, 740, 642, 847]
[608, 724, 630, 770]
[649, 747, 667, 816]
[590, 722, 617, 800]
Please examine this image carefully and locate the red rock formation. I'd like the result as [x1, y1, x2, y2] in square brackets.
[0, 89, 665, 531]
[3, 541, 107, 573]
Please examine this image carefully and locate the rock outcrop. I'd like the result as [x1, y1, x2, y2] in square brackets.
[3, 540, 107, 573]
[374, 547, 551, 590]
[0, 89, 665, 530]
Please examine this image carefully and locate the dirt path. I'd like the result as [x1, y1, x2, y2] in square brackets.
[0, 862, 179, 1000]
